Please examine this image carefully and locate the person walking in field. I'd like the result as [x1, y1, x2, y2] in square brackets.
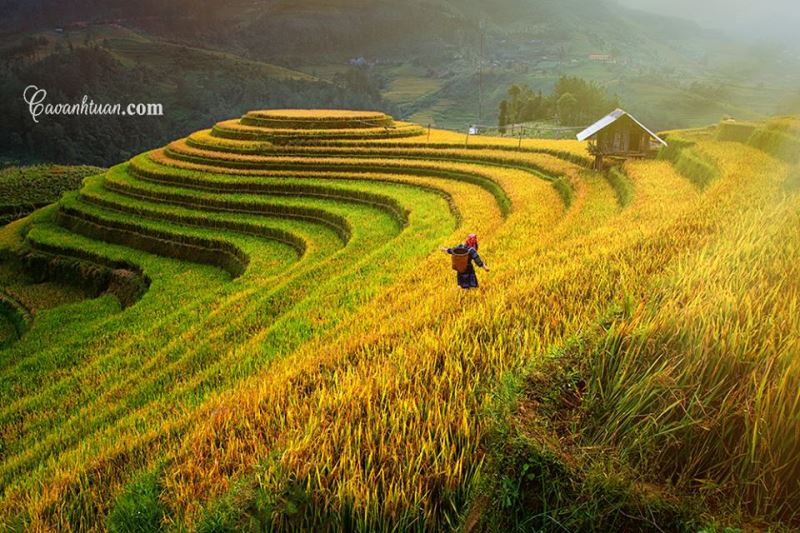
[442, 233, 489, 289]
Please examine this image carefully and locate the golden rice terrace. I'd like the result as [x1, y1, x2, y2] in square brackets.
[0, 110, 798, 531]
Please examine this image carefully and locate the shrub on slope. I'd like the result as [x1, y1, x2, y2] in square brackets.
[715, 121, 757, 143]
[0, 165, 104, 225]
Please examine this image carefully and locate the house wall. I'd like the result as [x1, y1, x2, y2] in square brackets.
[595, 116, 652, 154]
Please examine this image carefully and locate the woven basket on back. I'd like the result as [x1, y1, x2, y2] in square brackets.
[451, 250, 469, 273]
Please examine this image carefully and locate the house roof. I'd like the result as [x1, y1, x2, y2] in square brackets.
[577, 108, 667, 146]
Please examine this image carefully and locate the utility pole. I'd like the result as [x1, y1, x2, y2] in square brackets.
[478, 19, 485, 124]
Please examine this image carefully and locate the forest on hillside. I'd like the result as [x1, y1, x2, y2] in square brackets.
[497, 76, 621, 130]
[0, 40, 390, 166]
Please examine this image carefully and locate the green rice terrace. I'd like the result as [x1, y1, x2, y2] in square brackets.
[0, 109, 798, 531]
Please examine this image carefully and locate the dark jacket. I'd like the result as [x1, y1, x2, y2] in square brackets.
[446, 244, 485, 289]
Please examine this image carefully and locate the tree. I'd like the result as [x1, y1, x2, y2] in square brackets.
[553, 75, 618, 125]
[557, 92, 579, 126]
[498, 100, 509, 135]
[495, 77, 620, 135]
[519, 91, 543, 122]
[507, 84, 522, 123]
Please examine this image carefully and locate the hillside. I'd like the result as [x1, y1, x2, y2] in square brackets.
[210, 0, 800, 129]
[0, 110, 798, 530]
[0, 0, 721, 61]
[3, 0, 799, 131]
[0, 24, 391, 165]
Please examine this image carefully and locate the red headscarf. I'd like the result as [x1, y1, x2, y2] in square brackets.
[465, 233, 478, 250]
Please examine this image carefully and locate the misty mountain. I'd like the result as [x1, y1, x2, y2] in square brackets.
[615, 0, 800, 47]
[0, 0, 721, 64]
[2, 0, 797, 141]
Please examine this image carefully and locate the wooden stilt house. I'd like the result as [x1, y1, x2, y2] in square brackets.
[577, 108, 667, 169]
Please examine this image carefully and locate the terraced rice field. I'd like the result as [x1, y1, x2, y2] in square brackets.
[0, 109, 797, 531]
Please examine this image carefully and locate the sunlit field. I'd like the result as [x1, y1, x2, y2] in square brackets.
[0, 110, 797, 531]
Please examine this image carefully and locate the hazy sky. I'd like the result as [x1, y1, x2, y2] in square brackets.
[617, 0, 800, 45]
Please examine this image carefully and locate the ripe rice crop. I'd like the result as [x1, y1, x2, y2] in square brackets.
[716, 116, 800, 164]
[0, 110, 797, 531]
[715, 120, 757, 143]
[241, 110, 394, 129]
[211, 119, 425, 142]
